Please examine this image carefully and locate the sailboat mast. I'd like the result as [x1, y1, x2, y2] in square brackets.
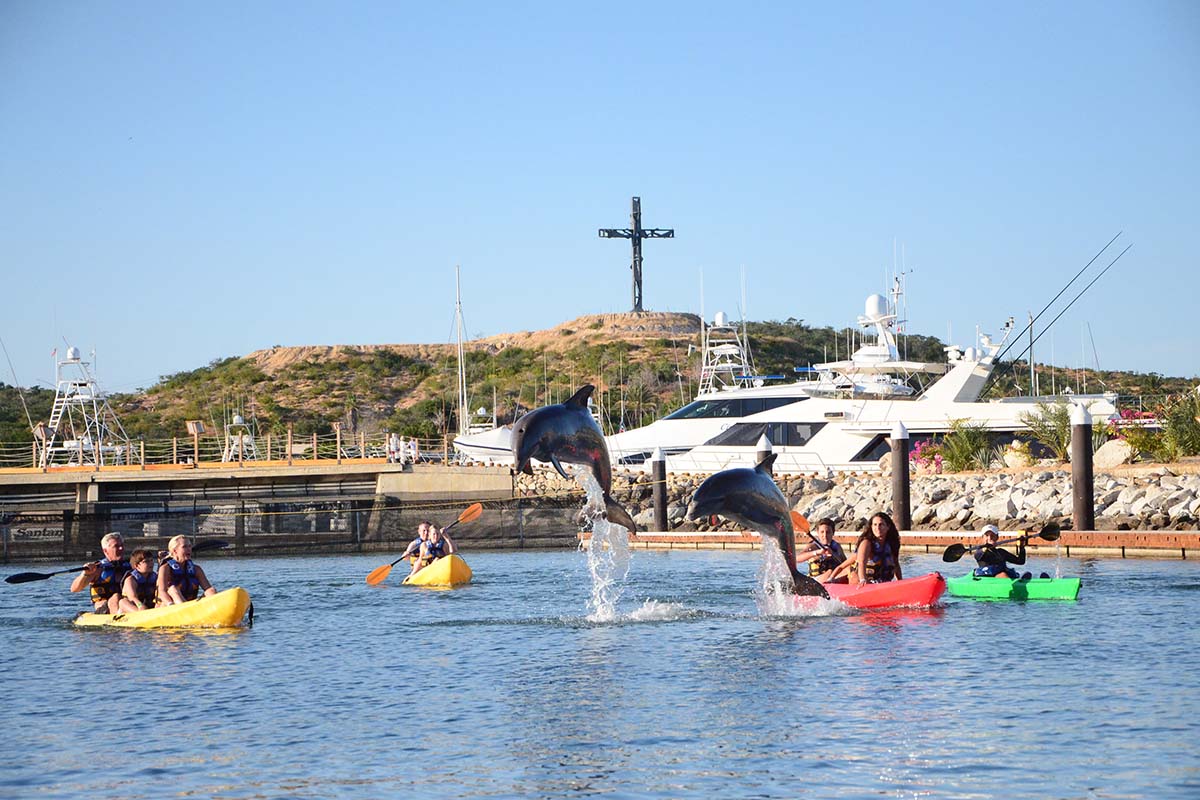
[456, 266, 468, 437]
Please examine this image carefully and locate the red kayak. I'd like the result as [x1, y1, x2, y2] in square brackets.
[823, 572, 946, 610]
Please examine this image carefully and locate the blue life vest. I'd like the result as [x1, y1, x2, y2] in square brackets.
[125, 569, 157, 608]
[973, 562, 1015, 578]
[423, 539, 447, 560]
[862, 538, 895, 583]
[90, 557, 130, 604]
[164, 558, 200, 601]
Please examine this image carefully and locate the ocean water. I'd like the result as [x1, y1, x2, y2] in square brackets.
[2, 547, 1198, 799]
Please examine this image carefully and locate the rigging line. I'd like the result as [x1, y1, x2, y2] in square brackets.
[1005, 243, 1132, 369]
[993, 231, 1123, 364]
[0, 335, 37, 433]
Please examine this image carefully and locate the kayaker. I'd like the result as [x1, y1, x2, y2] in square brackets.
[119, 549, 158, 612]
[972, 524, 1029, 579]
[797, 518, 847, 583]
[69, 532, 130, 613]
[854, 512, 903, 585]
[413, 526, 457, 574]
[403, 521, 433, 576]
[157, 535, 217, 606]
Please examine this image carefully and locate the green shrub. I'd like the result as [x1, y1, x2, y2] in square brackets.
[1019, 401, 1072, 462]
[939, 418, 998, 471]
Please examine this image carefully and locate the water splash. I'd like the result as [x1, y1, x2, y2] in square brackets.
[571, 466, 631, 622]
[754, 537, 850, 618]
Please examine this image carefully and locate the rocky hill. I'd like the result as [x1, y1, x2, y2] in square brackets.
[2, 311, 1193, 443]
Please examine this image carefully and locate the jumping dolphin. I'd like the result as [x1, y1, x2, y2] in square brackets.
[687, 454, 829, 598]
[511, 384, 638, 532]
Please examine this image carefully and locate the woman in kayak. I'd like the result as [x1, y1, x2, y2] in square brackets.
[973, 524, 1029, 579]
[853, 512, 902, 585]
[797, 518, 847, 583]
[119, 549, 158, 612]
[157, 535, 217, 606]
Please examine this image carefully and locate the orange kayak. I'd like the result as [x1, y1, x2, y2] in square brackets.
[823, 573, 946, 609]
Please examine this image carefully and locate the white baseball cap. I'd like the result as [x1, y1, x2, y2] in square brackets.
[980, 524, 1000, 537]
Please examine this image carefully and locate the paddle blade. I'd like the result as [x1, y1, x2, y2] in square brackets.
[1038, 522, 1061, 542]
[792, 573, 830, 599]
[942, 543, 968, 563]
[5, 571, 53, 585]
[790, 511, 811, 534]
[365, 563, 393, 586]
[459, 502, 483, 524]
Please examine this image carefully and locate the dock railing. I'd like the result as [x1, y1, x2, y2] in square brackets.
[0, 431, 452, 473]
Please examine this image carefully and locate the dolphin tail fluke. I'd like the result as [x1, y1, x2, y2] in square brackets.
[603, 493, 638, 533]
[790, 570, 830, 599]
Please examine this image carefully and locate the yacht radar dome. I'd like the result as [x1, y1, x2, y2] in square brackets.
[66, 347, 81, 361]
[713, 310, 729, 326]
[864, 294, 888, 322]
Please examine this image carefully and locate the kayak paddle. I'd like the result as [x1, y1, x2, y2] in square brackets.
[941, 522, 1061, 563]
[365, 502, 483, 586]
[4, 539, 230, 585]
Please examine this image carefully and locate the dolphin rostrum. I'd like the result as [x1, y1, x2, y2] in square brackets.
[510, 384, 637, 532]
[687, 454, 829, 598]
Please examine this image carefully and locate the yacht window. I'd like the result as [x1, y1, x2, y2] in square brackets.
[742, 397, 805, 415]
[702, 421, 826, 447]
[664, 399, 740, 420]
[704, 423, 768, 446]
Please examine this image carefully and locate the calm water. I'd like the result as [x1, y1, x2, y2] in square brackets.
[2, 546, 1198, 799]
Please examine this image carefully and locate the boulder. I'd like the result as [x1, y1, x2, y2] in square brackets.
[1092, 439, 1133, 469]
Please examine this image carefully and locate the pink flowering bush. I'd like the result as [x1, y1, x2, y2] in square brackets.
[910, 439, 943, 473]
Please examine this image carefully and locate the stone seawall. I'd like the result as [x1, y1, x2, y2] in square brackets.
[516, 464, 1200, 533]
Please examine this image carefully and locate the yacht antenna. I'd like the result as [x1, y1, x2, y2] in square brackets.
[1029, 311, 1036, 395]
[455, 265, 469, 437]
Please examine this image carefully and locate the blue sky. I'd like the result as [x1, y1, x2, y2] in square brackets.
[2, 1, 1197, 394]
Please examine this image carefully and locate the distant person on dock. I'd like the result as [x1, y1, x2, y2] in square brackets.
[407, 438, 420, 463]
[413, 526, 457, 574]
[797, 518, 847, 582]
[119, 549, 158, 612]
[972, 524, 1031, 580]
[157, 535, 216, 605]
[69, 532, 130, 613]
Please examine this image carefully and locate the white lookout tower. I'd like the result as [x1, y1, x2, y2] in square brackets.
[222, 413, 260, 462]
[35, 347, 132, 468]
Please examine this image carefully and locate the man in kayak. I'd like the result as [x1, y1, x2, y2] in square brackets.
[797, 518, 847, 583]
[413, 526, 457, 574]
[69, 532, 130, 613]
[157, 535, 217, 605]
[972, 524, 1029, 580]
[402, 521, 432, 576]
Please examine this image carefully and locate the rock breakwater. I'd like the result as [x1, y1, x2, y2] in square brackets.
[516, 466, 1200, 532]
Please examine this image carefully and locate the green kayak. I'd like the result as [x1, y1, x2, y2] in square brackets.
[947, 574, 1081, 601]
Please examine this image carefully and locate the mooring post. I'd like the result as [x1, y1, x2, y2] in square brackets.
[1071, 403, 1095, 532]
[756, 434, 773, 474]
[651, 447, 667, 533]
[891, 422, 911, 531]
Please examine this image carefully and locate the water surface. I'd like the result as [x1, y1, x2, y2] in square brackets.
[2, 549, 1197, 799]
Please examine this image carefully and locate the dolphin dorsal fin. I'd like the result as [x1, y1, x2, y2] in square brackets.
[564, 385, 595, 409]
[755, 452, 778, 473]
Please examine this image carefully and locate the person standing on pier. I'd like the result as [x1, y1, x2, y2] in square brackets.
[157, 535, 216, 605]
[69, 532, 130, 613]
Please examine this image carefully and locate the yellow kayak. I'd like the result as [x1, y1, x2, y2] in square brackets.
[402, 554, 472, 587]
[73, 587, 252, 629]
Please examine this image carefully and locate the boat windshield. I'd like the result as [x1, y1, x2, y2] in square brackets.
[663, 396, 802, 421]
